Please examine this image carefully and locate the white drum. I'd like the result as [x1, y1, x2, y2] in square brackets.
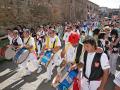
[13, 47, 29, 64]
[27, 60, 38, 72]
[5, 47, 16, 60]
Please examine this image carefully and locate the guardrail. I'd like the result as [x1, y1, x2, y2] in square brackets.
[0, 35, 8, 41]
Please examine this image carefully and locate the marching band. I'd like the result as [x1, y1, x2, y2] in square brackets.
[0, 17, 120, 90]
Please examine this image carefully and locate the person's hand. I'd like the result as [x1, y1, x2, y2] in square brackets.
[97, 87, 104, 90]
[96, 47, 103, 53]
[70, 64, 77, 70]
[6, 45, 10, 48]
[7, 45, 13, 48]
[60, 60, 66, 67]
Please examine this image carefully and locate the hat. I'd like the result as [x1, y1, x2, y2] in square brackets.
[103, 26, 111, 31]
[68, 32, 80, 45]
[23, 29, 30, 34]
[13, 30, 18, 34]
[36, 31, 40, 35]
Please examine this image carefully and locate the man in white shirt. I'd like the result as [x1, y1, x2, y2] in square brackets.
[7, 29, 14, 45]
[63, 26, 72, 44]
[12, 30, 23, 49]
[80, 36, 110, 90]
[18, 29, 38, 76]
[38, 28, 62, 82]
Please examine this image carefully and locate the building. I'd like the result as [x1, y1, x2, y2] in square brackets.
[0, 0, 88, 29]
[87, 0, 100, 19]
[99, 7, 120, 18]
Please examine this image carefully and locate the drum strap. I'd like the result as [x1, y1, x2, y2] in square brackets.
[12, 37, 19, 46]
[25, 37, 31, 45]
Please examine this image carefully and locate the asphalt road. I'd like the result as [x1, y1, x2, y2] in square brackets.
[0, 61, 115, 90]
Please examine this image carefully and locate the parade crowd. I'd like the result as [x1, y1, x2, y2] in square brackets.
[0, 16, 120, 90]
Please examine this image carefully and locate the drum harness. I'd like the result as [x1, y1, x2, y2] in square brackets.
[17, 37, 31, 64]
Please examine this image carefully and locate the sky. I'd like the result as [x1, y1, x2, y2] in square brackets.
[89, 0, 120, 9]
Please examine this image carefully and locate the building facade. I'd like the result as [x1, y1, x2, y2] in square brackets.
[0, 0, 88, 29]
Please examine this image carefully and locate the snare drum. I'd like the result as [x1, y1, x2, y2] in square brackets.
[13, 47, 29, 64]
[52, 64, 78, 90]
[40, 50, 53, 65]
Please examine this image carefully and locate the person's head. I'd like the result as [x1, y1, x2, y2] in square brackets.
[48, 28, 56, 38]
[81, 31, 85, 36]
[68, 32, 80, 47]
[93, 28, 100, 36]
[23, 29, 31, 38]
[83, 36, 97, 53]
[6, 28, 13, 35]
[98, 32, 106, 40]
[110, 29, 118, 39]
[103, 26, 111, 34]
[13, 30, 18, 38]
[66, 26, 73, 32]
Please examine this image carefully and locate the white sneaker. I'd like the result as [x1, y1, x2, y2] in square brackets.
[44, 78, 51, 83]
[24, 70, 32, 76]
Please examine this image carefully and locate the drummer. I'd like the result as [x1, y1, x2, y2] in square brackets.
[61, 31, 80, 66]
[11, 30, 23, 49]
[6, 28, 14, 45]
[18, 29, 38, 76]
[38, 27, 62, 82]
[52, 31, 80, 89]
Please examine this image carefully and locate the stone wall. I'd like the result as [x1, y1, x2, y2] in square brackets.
[0, 0, 88, 30]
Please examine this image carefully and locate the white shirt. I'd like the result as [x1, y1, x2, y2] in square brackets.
[24, 36, 35, 47]
[66, 47, 77, 63]
[12, 36, 23, 47]
[88, 30, 93, 37]
[63, 32, 71, 44]
[81, 52, 110, 78]
[8, 35, 13, 45]
[65, 43, 77, 63]
[45, 35, 61, 49]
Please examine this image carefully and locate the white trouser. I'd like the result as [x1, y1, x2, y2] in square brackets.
[46, 60, 56, 79]
[109, 53, 118, 75]
[46, 51, 62, 79]
[114, 71, 120, 87]
[36, 41, 41, 55]
[81, 77, 101, 90]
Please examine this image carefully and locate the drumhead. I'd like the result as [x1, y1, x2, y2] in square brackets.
[5, 47, 16, 60]
[16, 49, 29, 64]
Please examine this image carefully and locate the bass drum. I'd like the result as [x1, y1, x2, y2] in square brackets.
[5, 47, 16, 60]
[27, 59, 38, 72]
[0, 46, 16, 60]
[13, 47, 29, 64]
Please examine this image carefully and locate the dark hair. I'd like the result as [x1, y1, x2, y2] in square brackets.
[83, 36, 97, 49]
[110, 29, 118, 38]
[81, 31, 85, 34]
[98, 32, 106, 39]
[93, 28, 100, 35]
